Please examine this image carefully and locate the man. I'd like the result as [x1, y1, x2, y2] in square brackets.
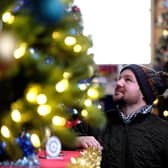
[76, 64, 168, 168]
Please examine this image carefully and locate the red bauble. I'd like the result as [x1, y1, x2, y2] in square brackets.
[72, 5, 80, 13]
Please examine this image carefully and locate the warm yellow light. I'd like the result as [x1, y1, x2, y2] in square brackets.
[163, 30, 168, 37]
[97, 104, 102, 109]
[26, 85, 41, 103]
[14, 43, 27, 59]
[87, 87, 99, 99]
[81, 109, 88, 117]
[64, 36, 76, 46]
[2, 12, 11, 22]
[78, 83, 87, 91]
[52, 116, 66, 126]
[2, 12, 15, 24]
[153, 98, 158, 105]
[163, 110, 168, 117]
[37, 104, 51, 116]
[27, 93, 36, 104]
[31, 134, 41, 148]
[11, 109, 21, 122]
[84, 99, 92, 106]
[1, 126, 10, 138]
[63, 72, 71, 79]
[73, 44, 82, 52]
[26, 92, 37, 103]
[55, 79, 69, 92]
[45, 127, 51, 138]
[37, 94, 47, 105]
[52, 31, 61, 39]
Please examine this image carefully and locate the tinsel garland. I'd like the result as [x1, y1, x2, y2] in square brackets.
[67, 147, 102, 168]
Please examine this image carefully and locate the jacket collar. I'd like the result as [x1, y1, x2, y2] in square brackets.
[119, 105, 152, 124]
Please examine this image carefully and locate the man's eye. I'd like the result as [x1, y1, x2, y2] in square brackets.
[125, 78, 132, 81]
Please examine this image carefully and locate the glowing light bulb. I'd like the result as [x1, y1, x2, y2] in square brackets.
[52, 31, 61, 39]
[37, 94, 47, 104]
[1, 126, 10, 138]
[2, 12, 15, 24]
[45, 127, 51, 137]
[11, 109, 21, 122]
[84, 99, 92, 106]
[55, 79, 69, 92]
[163, 110, 168, 117]
[87, 87, 99, 99]
[163, 30, 168, 37]
[31, 134, 41, 148]
[78, 83, 87, 90]
[14, 43, 27, 59]
[52, 116, 66, 126]
[97, 104, 102, 109]
[26, 93, 37, 103]
[26, 85, 41, 103]
[153, 98, 158, 105]
[73, 44, 82, 52]
[81, 109, 88, 117]
[64, 36, 76, 46]
[63, 72, 71, 79]
[37, 104, 51, 116]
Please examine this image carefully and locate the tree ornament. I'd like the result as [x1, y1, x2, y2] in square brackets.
[72, 5, 81, 13]
[67, 147, 102, 168]
[16, 130, 37, 158]
[0, 142, 7, 161]
[0, 32, 18, 78]
[0, 32, 16, 61]
[29, 0, 66, 25]
[45, 136, 62, 158]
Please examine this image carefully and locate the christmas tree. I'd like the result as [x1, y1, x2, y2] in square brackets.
[153, 0, 168, 120]
[0, 0, 106, 161]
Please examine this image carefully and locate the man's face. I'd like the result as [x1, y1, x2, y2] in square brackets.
[113, 69, 144, 105]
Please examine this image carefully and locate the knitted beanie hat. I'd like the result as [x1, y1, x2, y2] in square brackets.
[121, 64, 168, 105]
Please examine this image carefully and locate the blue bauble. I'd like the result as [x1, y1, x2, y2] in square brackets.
[22, 0, 65, 25]
[0, 142, 6, 155]
[16, 131, 36, 158]
[36, 0, 65, 25]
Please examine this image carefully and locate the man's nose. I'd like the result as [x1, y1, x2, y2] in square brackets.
[116, 78, 124, 87]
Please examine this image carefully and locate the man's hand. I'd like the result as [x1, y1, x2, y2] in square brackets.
[76, 136, 103, 150]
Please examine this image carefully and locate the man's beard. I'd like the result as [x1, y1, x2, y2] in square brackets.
[114, 97, 127, 107]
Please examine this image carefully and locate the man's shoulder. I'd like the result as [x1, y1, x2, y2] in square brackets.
[148, 113, 168, 131]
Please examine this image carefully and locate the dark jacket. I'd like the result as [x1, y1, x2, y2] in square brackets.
[75, 110, 168, 168]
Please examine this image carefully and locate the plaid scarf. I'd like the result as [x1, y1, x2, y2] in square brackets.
[120, 105, 152, 124]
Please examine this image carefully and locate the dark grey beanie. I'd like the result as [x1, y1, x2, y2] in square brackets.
[121, 64, 168, 105]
